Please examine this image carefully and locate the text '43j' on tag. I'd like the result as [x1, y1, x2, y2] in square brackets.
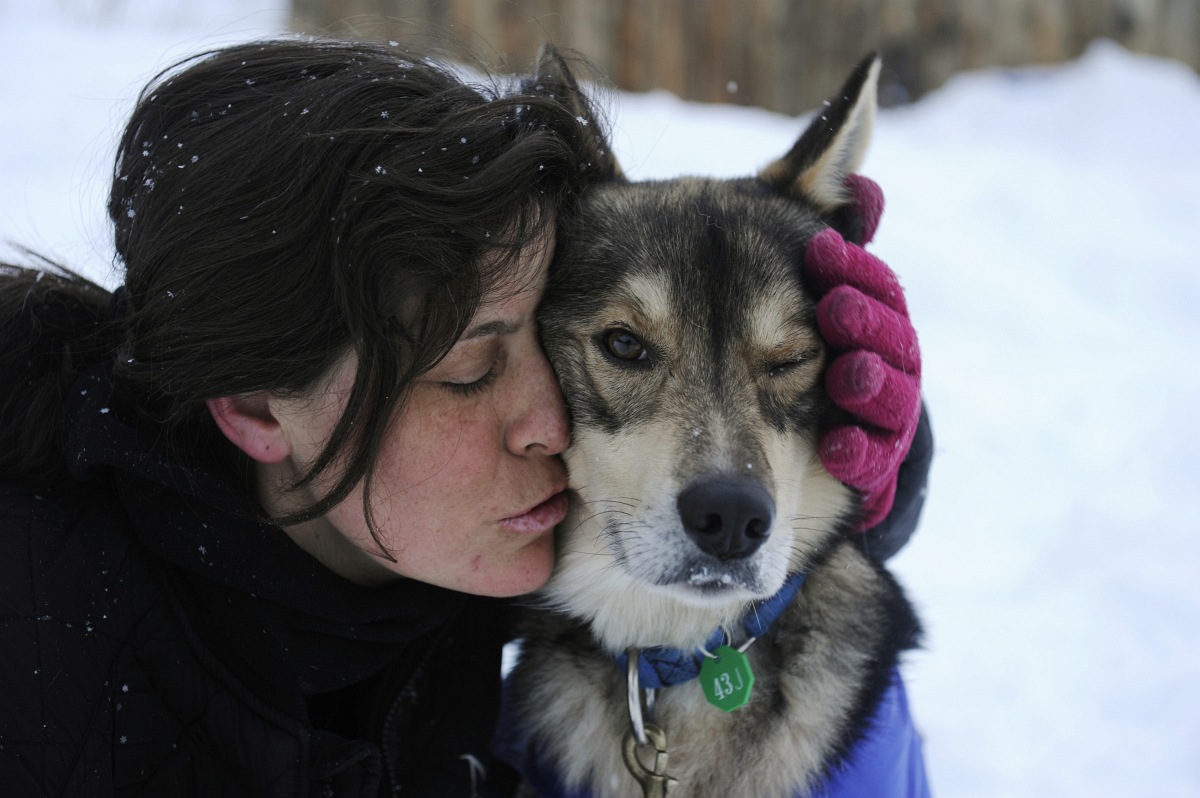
[699, 645, 754, 711]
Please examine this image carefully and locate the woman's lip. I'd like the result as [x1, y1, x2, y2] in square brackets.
[500, 490, 569, 535]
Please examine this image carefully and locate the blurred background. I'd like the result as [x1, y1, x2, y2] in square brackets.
[292, 0, 1200, 111]
[2, 1, 1198, 796]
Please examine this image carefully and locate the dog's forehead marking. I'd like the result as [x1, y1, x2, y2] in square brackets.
[746, 282, 814, 352]
[610, 272, 676, 330]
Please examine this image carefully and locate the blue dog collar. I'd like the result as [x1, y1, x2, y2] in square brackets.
[614, 572, 807, 689]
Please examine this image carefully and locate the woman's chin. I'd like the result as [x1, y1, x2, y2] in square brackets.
[476, 534, 556, 597]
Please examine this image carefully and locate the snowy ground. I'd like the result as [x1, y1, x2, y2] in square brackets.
[3, 3, 1198, 796]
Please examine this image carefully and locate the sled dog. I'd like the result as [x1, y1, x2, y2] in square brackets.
[503, 51, 923, 798]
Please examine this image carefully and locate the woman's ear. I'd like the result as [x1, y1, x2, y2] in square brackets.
[207, 394, 291, 464]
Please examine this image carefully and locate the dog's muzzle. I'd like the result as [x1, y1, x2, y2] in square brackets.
[676, 477, 774, 561]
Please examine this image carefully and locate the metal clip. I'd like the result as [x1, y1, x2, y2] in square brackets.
[626, 648, 654, 745]
[622, 723, 678, 798]
[624, 649, 675, 796]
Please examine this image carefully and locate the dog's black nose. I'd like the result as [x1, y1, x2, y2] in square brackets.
[677, 478, 775, 561]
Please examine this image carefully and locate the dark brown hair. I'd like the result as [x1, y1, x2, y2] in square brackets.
[0, 38, 610, 540]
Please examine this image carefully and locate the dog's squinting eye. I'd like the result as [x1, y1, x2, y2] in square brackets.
[768, 361, 803, 378]
[602, 329, 648, 362]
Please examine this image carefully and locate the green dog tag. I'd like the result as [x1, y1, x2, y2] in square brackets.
[699, 645, 755, 711]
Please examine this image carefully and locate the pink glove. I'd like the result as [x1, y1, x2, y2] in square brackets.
[804, 176, 921, 530]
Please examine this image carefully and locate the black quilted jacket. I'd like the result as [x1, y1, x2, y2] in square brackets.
[0, 365, 520, 797]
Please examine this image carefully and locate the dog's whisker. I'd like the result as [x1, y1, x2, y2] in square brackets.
[567, 508, 636, 535]
[570, 493, 642, 506]
[555, 546, 611, 558]
[577, 503, 640, 514]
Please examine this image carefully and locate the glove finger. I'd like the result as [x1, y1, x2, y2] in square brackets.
[817, 285, 921, 375]
[804, 228, 909, 316]
[856, 476, 898, 531]
[826, 351, 921, 433]
[844, 175, 884, 245]
[818, 424, 909, 490]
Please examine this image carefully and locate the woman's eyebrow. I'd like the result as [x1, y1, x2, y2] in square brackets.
[463, 319, 521, 341]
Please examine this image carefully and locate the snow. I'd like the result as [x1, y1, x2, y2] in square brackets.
[3, 3, 1198, 795]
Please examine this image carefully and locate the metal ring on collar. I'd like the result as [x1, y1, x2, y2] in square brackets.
[626, 648, 654, 746]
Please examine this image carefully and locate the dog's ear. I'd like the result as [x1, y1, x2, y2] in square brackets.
[759, 53, 880, 216]
[529, 44, 625, 182]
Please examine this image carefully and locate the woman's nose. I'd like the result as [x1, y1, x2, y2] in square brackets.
[506, 346, 569, 457]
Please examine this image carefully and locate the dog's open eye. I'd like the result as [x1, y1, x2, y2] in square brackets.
[602, 329, 648, 362]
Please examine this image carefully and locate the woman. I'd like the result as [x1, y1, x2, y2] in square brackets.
[0, 39, 929, 796]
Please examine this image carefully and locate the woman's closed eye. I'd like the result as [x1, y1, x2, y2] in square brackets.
[437, 342, 508, 397]
[442, 360, 501, 396]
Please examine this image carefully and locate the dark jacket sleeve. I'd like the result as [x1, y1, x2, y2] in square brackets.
[0, 485, 125, 797]
[861, 402, 933, 562]
[1, 484, 324, 797]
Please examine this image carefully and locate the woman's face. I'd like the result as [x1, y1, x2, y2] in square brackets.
[267, 232, 569, 596]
